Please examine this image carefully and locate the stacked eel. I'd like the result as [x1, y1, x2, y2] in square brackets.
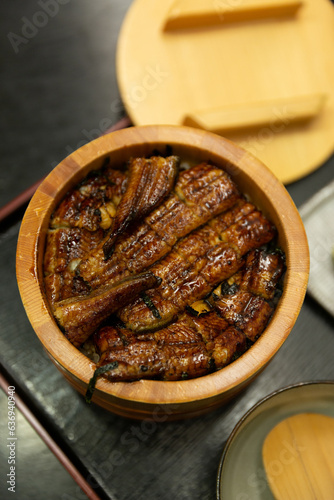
[43, 155, 285, 382]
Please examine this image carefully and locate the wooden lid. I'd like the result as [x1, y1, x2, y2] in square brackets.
[117, 0, 334, 184]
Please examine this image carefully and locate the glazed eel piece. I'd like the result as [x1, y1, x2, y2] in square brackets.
[53, 272, 161, 347]
[209, 248, 285, 341]
[118, 204, 276, 332]
[94, 312, 246, 381]
[43, 165, 127, 305]
[103, 155, 180, 259]
[92, 248, 285, 381]
[50, 165, 127, 232]
[47, 156, 179, 344]
[44, 227, 104, 304]
[77, 162, 240, 290]
[44, 156, 178, 304]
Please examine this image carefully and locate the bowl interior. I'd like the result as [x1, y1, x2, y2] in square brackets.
[16, 125, 309, 419]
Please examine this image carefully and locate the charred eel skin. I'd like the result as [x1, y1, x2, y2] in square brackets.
[76, 162, 240, 290]
[92, 249, 285, 382]
[103, 155, 179, 259]
[118, 207, 276, 332]
[44, 156, 285, 381]
[53, 272, 161, 347]
[93, 313, 246, 381]
[43, 156, 178, 305]
[43, 165, 127, 305]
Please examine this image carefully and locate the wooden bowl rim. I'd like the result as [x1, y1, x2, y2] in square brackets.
[16, 125, 309, 407]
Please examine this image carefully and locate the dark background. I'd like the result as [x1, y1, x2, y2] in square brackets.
[0, 1, 131, 210]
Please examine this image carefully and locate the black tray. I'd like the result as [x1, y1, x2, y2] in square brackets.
[1, 216, 334, 500]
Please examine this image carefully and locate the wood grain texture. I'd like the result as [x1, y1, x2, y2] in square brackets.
[183, 94, 326, 135]
[16, 125, 309, 420]
[263, 413, 334, 500]
[117, 0, 334, 184]
[164, 0, 303, 30]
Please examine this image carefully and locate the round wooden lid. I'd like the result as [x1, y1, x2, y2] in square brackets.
[117, 0, 334, 184]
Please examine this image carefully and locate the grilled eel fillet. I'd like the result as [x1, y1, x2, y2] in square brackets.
[93, 249, 285, 381]
[44, 155, 180, 304]
[45, 160, 242, 344]
[47, 155, 179, 344]
[44, 227, 104, 305]
[44, 158, 280, 353]
[118, 203, 276, 332]
[94, 315, 245, 381]
[76, 162, 240, 290]
[53, 272, 162, 347]
[50, 165, 127, 232]
[103, 155, 179, 259]
[44, 164, 128, 305]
